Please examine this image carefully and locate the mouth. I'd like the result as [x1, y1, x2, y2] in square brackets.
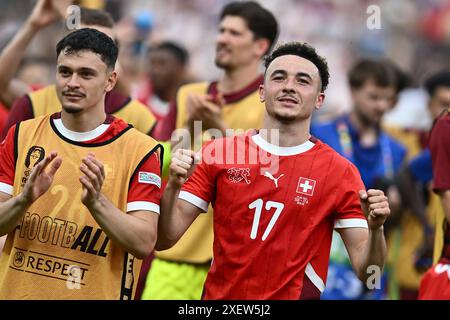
[63, 92, 85, 101]
[216, 46, 231, 56]
[277, 96, 299, 106]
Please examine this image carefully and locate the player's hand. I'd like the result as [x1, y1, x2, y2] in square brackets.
[359, 189, 390, 230]
[168, 149, 200, 189]
[79, 153, 105, 208]
[186, 93, 226, 131]
[27, 0, 72, 29]
[21, 151, 62, 205]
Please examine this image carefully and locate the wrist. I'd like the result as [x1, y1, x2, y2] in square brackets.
[369, 225, 384, 234]
[17, 192, 32, 208]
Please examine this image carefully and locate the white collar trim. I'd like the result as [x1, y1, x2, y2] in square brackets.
[53, 118, 109, 142]
[252, 133, 315, 156]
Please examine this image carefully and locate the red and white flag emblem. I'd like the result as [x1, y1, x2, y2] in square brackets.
[296, 177, 316, 196]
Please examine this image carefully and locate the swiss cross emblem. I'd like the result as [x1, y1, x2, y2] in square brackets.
[296, 177, 316, 196]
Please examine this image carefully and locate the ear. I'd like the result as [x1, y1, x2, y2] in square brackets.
[259, 84, 266, 103]
[254, 38, 270, 59]
[314, 92, 325, 110]
[105, 70, 118, 92]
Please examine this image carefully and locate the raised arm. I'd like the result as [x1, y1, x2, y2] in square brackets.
[155, 149, 203, 250]
[79, 152, 160, 259]
[0, 0, 68, 107]
[338, 189, 390, 283]
[0, 151, 62, 236]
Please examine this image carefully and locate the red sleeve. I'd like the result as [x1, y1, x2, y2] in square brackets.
[0, 124, 17, 195]
[179, 143, 216, 213]
[127, 150, 162, 214]
[1, 95, 33, 140]
[333, 162, 368, 229]
[430, 115, 450, 191]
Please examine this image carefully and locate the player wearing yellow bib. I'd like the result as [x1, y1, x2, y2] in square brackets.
[0, 28, 161, 299]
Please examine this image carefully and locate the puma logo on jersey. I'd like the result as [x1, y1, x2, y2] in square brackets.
[227, 167, 251, 184]
[263, 172, 284, 188]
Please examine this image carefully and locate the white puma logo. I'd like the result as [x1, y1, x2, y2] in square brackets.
[264, 172, 284, 188]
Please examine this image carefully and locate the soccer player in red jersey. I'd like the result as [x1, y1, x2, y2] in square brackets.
[156, 42, 391, 299]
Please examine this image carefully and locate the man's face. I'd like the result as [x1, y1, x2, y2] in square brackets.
[56, 49, 116, 114]
[351, 80, 396, 126]
[149, 49, 182, 94]
[260, 55, 325, 123]
[215, 16, 260, 70]
[428, 86, 450, 119]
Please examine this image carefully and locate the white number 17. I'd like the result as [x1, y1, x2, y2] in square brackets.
[248, 199, 284, 241]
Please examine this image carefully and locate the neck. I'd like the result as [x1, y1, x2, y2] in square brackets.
[219, 61, 260, 93]
[61, 105, 107, 132]
[349, 110, 378, 134]
[262, 116, 311, 147]
[349, 110, 379, 147]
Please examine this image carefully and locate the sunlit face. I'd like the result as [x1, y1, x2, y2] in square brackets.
[215, 16, 261, 71]
[351, 80, 396, 126]
[428, 86, 450, 119]
[260, 55, 325, 123]
[55, 49, 116, 114]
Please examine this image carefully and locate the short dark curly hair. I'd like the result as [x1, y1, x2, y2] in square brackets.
[264, 42, 329, 92]
[56, 28, 118, 70]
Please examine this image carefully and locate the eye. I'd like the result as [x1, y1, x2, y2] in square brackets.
[298, 78, 310, 85]
[59, 69, 71, 77]
[81, 72, 93, 79]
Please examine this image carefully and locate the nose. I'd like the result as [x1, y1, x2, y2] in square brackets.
[282, 77, 296, 94]
[216, 30, 229, 46]
[67, 74, 81, 89]
[376, 96, 392, 113]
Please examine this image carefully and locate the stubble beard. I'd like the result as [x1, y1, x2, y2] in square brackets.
[62, 105, 83, 114]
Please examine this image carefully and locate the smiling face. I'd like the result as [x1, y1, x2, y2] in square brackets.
[260, 55, 325, 123]
[55, 48, 117, 114]
[215, 16, 265, 71]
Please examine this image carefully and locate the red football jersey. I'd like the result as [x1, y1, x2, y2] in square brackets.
[419, 259, 450, 300]
[180, 131, 367, 299]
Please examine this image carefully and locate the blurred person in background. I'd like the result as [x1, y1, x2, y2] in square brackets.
[134, 41, 190, 141]
[141, 1, 278, 300]
[311, 59, 407, 300]
[418, 72, 450, 299]
[132, 40, 190, 299]
[394, 71, 450, 299]
[0, 0, 157, 139]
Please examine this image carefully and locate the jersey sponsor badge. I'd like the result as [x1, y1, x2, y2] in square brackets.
[138, 171, 161, 188]
[296, 177, 316, 196]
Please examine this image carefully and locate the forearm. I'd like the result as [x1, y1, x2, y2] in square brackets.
[0, 194, 31, 236]
[155, 182, 183, 250]
[0, 21, 37, 98]
[356, 227, 387, 282]
[87, 194, 156, 259]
